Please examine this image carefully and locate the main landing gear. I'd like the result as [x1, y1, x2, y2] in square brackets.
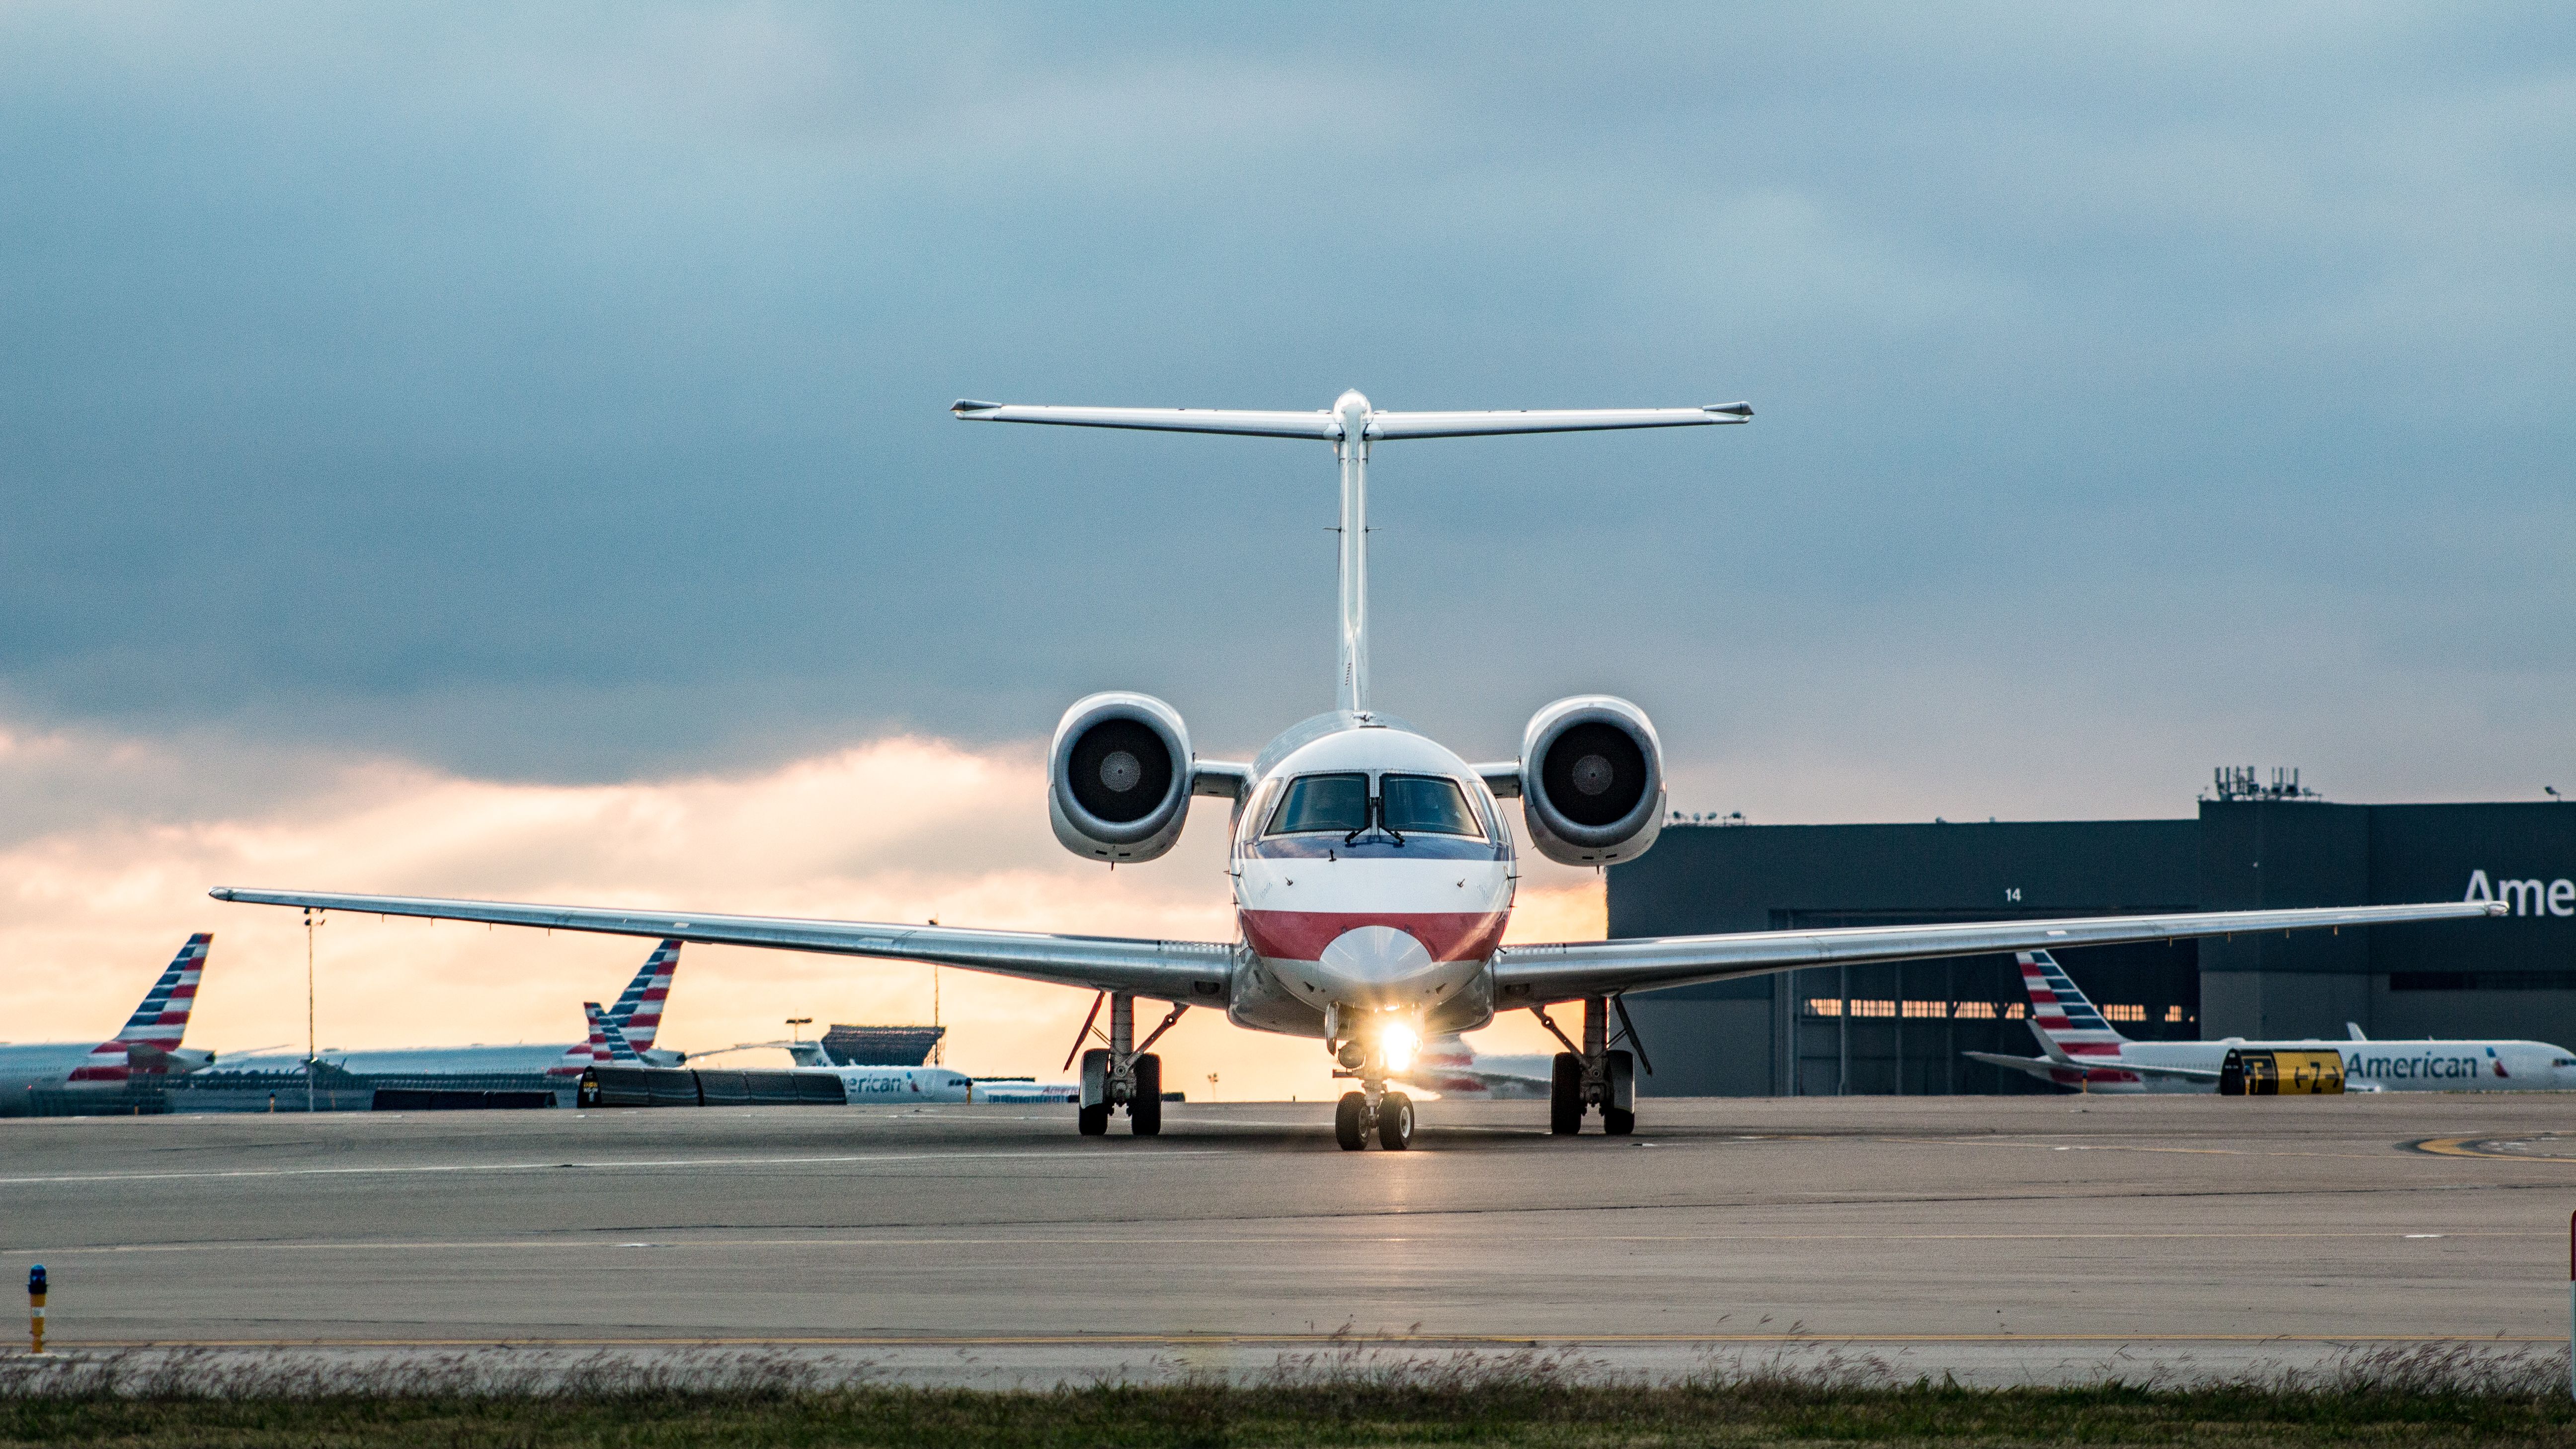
[1074, 991, 1182, 1137]
[1541, 994, 1645, 1136]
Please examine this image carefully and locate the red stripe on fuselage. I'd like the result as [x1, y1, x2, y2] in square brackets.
[1238, 909, 1506, 964]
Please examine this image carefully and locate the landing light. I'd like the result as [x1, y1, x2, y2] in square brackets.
[1380, 1022, 1419, 1073]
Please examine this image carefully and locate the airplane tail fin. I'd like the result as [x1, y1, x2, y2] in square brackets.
[605, 940, 682, 1053]
[73, 933, 211, 1085]
[2017, 950, 2132, 1056]
[120, 933, 209, 1050]
[1417, 1033, 1477, 1070]
[585, 1002, 645, 1065]
[2347, 1022, 2368, 1042]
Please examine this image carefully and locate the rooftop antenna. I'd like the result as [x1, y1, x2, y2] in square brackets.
[955, 393, 1750, 713]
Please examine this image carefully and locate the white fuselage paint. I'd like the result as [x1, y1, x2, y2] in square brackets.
[2060, 1038, 2576, 1094]
[1225, 719, 1516, 1042]
[0, 1043, 106, 1094]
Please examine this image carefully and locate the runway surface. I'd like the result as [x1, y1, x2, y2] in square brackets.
[6, 1095, 2573, 1385]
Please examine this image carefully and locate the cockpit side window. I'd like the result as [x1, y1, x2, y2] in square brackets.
[1381, 774, 1483, 838]
[1267, 773, 1370, 834]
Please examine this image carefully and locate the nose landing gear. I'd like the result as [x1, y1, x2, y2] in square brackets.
[1327, 1023, 1416, 1151]
[1334, 1086, 1415, 1150]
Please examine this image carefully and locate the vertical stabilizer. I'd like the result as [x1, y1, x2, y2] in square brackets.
[606, 940, 682, 1053]
[586, 1002, 645, 1064]
[2018, 950, 2132, 1060]
[71, 934, 209, 1085]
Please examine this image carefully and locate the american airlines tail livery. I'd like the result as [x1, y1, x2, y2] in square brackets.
[217, 938, 687, 1080]
[1967, 950, 2576, 1093]
[0, 934, 214, 1096]
[213, 389, 2506, 1148]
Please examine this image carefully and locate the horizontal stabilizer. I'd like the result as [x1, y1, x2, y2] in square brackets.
[951, 402, 1337, 439]
[1365, 404, 1750, 439]
[951, 399, 1752, 443]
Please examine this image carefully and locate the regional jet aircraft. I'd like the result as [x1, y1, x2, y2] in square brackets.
[213, 391, 2504, 1148]
[0, 934, 215, 1098]
[1968, 950, 2576, 1093]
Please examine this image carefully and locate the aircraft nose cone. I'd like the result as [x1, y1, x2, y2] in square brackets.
[1319, 925, 1434, 989]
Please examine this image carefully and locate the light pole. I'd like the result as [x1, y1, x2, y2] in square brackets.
[786, 1017, 812, 1043]
[302, 908, 324, 1115]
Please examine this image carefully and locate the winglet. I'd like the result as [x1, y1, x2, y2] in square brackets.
[1705, 402, 1754, 418]
[951, 399, 1002, 416]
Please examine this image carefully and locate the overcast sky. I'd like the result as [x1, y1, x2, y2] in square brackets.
[6, 2, 2571, 820]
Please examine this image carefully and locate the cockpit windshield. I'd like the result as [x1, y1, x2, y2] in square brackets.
[1381, 774, 1482, 838]
[1267, 773, 1369, 834]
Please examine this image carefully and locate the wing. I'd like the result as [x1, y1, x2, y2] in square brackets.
[209, 888, 1237, 1002]
[1492, 900, 2502, 1004]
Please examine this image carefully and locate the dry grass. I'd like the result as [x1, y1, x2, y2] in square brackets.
[0, 1339, 2569, 1446]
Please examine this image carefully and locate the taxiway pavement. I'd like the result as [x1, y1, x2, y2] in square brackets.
[6, 1095, 2570, 1384]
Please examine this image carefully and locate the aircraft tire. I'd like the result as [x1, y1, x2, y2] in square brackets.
[1078, 1103, 1111, 1136]
[1602, 1106, 1635, 1136]
[1549, 1052, 1583, 1135]
[1334, 1091, 1368, 1151]
[1131, 1054, 1163, 1136]
[1376, 1091, 1414, 1150]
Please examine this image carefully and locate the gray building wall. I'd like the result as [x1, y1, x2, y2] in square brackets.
[1608, 799, 2576, 1095]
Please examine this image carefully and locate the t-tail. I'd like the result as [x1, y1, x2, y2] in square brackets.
[70, 933, 212, 1086]
[605, 939, 682, 1054]
[954, 393, 1749, 714]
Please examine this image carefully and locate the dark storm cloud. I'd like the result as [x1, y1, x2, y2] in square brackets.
[1, 3, 2569, 805]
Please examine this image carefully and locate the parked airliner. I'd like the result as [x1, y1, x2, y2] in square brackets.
[1400, 1033, 1552, 1100]
[0, 935, 214, 1101]
[220, 940, 686, 1081]
[213, 390, 2503, 1148]
[1968, 951, 2576, 1093]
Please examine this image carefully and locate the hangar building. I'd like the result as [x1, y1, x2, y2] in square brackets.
[1612, 790, 2576, 1096]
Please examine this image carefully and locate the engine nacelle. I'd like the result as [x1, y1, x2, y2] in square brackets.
[1049, 692, 1194, 863]
[1517, 695, 1666, 866]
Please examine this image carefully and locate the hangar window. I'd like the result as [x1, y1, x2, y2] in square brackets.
[2103, 1004, 2146, 1023]
[1954, 1001, 1997, 1020]
[1267, 774, 1369, 835]
[1380, 774, 1483, 838]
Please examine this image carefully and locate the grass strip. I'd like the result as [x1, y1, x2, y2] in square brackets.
[6, 1380, 2576, 1448]
[2, 1343, 2571, 1447]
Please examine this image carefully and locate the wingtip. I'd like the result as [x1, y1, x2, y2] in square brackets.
[951, 399, 1002, 416]
[1705, 402, 1754, 418]
[208, 887, 234, 901]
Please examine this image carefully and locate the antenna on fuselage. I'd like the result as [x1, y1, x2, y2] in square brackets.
[952, 393, 1752, 713]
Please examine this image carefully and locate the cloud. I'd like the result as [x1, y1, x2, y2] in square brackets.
[1, 720, 1597, 1099]
[1, 1, 2568, 801]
